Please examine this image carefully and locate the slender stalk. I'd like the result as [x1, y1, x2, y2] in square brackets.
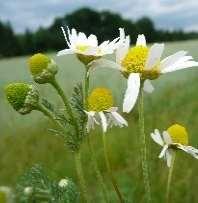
[102, 133, 124, 203]
[50, 78, 79, 134]
[138, 84, 151, 203]
[166, 152, 176, 203]
[84, 70, 90, 108]
[37, 104, 63, 130]
[84, 69, 109, 202]
[87, 135, 109, 203]
[74, 151, 90, 203]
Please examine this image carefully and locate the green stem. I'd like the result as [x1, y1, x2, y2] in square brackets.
[37, 104, 63, 129]
[84, 69, 109, 202]
[87, 135, 109, 203]
[50, 78, 79, 134]
[84, 70, 90, 109]
[138, 84, 151, 203]
[74, 151, 89, 203]
[102, 133, 124, 203]
[166, 152, 176, 203]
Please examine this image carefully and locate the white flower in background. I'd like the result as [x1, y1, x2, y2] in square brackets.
[57, 27, 119, 65]
[24, 187, 33, 195]
[85, 88, 128, 133]
[151, 124, 198, 167]
[58, 179, 69, 188]
[91, 28, 198, 113]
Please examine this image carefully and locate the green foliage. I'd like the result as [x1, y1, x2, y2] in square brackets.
[16, 164, 79, 203]
[41, 83, 87, 152]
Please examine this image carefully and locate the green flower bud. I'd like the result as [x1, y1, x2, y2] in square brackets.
[5, 83, 39, 115]
[29, 53, 58, 84]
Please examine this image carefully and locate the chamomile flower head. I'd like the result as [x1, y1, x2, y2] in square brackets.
[91, 28, 198, 113]
[24, 187, 33, 195]
[5, 83, 39, 115]
[85, 88, 127, 133]
[29, 53, 58, 84]
[151, 124, 198, 167]
[88, 88, 113, 112]
[58, 179, 69, 188]
[57, 27, 119, 65]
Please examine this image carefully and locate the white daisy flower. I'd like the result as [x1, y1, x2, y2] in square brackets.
[58, 178, 69, 188]
[150, 124, 198, 167]
[85, 88, 128, 133]
[91, 28, 198, 113]
[57, 27, 119, 65]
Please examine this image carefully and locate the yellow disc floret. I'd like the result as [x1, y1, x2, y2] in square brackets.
[29, 53, 50, 76]
[121, 45, 160, 80]
[121, 46, 149, 74]
[167, 124, 188, 145]
[88, 88, 113, 112]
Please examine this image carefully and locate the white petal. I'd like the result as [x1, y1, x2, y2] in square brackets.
[111, 111, 128, 127]
[88, 34, 98, 46]
[99, 112, 108, 133]
[69, 28, 78, 45]
[145, 43, 164, 69]
[123, 73, 140, 113]
[61, 27, 71, 47]
[88, 58, 121, 70]
[116, 28, 130, 64]
[143, 80, 154, 93]
[162, 131, 172, 145]
[162, 60, 198, 73]
[84, 111, 97, 132]
[177, 145, 198, 159]
[159, 145, 168, 158]
[166, 149, 173, 167]
[57, 49, 74, 56]
[136, 34, 146, 46]
[150, 129, 164, 146]
[160, 51, 187, 70]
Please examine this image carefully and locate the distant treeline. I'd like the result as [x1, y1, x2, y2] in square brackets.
[1, 7, 198, 58]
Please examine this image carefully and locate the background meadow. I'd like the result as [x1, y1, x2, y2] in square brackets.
[0, 39, 198, 202]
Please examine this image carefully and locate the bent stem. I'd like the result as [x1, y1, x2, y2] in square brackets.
[138, 84, 151, 203]
[87, 135, 109, 203]
[74, 150, 90, 203]
[102, 133, 124, 203]
[166, 152, 176, 203]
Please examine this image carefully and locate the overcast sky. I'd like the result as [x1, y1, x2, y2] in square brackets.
[0, 0, 198, 33]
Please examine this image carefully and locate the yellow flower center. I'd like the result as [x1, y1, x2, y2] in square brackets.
[29, 53, 50, 76]
[121, 46, 160, 80]
[88, 88, 114, 112]
[76, 44, 100, 65]
[76, 44, 90, 52]
[167, 124, 188, 145]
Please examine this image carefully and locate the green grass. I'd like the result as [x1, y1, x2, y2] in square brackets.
[1, 39, 198, 202]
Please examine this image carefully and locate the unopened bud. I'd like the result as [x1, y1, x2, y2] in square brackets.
[29, 53, 58, 84]
[5, 83, 39, 115]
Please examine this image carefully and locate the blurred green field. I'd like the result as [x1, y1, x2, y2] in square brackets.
[0, 40, 198, 203]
